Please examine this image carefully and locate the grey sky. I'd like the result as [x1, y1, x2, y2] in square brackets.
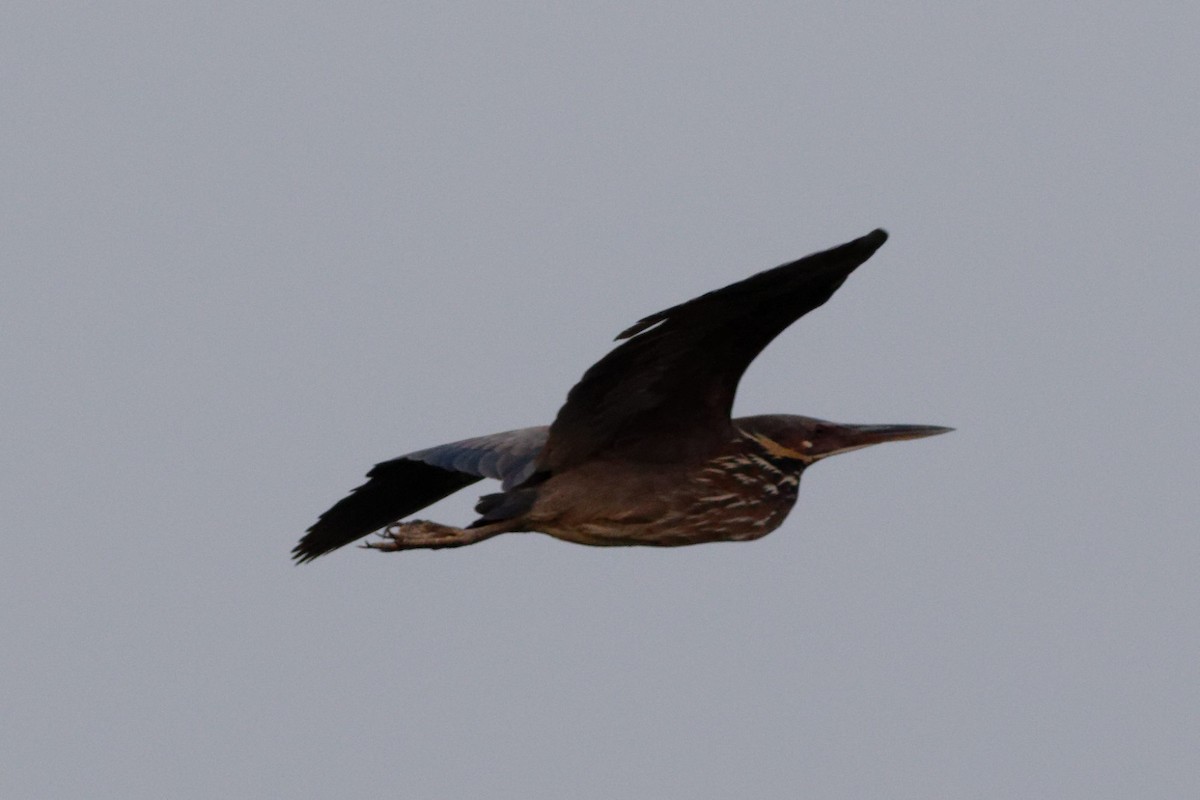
[3, 2, 1197, 798]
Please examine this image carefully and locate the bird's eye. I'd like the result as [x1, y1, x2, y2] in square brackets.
[801, 440, 813, 449]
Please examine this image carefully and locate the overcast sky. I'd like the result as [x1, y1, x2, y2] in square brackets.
[3, 3, 1197, 798]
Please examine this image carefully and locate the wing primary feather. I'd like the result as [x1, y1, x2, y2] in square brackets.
[292, 458, 480, 563]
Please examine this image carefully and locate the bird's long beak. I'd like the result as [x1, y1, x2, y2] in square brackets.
[819, 423, 953, 458]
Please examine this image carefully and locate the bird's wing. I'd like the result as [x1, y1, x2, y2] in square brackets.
[405, 426, 548, 490]
[537, 229, 888, 471]
[294, 426, 549, 562]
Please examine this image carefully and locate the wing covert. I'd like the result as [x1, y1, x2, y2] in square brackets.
[407, 426, 548, 489]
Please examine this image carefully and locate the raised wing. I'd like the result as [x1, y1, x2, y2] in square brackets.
[537, 229, 888, 471]
[294, 426, 548, 562]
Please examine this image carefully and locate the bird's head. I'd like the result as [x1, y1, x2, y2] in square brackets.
[737, 414, 952, 464]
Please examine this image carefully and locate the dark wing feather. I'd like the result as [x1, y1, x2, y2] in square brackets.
[538, 229, 888, 471]
[294, 426, 548, 562]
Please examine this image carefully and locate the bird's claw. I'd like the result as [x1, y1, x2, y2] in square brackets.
[359, 519, 476, 552]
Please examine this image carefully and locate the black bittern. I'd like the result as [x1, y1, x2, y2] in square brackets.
[294, 229, 950, 562]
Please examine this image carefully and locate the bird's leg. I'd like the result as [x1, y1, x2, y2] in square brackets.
[362, 519, 512, 552]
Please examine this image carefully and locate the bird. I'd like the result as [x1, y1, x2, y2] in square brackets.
[294, 229, 950, 562]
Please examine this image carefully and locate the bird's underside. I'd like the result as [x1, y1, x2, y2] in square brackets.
[354, 421, 809, 555]
[295, 229, 952, 563]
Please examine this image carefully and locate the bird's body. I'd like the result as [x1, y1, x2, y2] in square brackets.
[294, 229, 950, 562]
[502, 421, 805, 547]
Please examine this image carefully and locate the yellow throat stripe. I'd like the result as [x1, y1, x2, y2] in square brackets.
[740, 430, 814, 463]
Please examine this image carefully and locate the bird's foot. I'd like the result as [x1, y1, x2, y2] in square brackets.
[362, 519, 479, 552]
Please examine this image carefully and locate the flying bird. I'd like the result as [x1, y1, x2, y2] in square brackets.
[294, 229, 950, 562]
